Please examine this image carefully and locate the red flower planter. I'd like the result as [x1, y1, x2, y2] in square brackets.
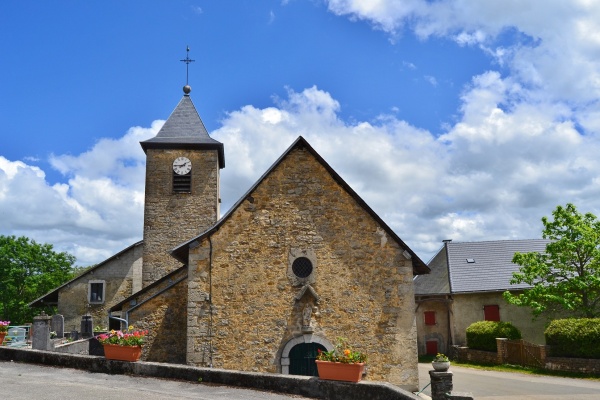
[103, 344, 142, 362]
[0, 332, 6, 345]
[315, 360, 365, 382]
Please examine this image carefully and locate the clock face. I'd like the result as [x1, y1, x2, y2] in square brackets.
[173, 157, 192, 175]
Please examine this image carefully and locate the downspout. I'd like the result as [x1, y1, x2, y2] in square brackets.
[208, 234, 214, 367]
[109, 315, 128, 329]
[443, 239, 456, 349]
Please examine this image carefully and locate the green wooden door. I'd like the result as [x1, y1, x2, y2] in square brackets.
[289, 342, 326, 376]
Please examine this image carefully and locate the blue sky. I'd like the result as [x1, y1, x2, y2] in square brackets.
[2, 1, 600, 266]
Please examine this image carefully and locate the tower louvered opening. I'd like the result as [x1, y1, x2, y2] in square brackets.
[173, 172, 191, 193]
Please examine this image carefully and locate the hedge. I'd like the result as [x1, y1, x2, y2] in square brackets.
[466, 321, 521, 352]
[545, 318, 600, 358]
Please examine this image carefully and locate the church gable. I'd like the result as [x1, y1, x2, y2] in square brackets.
[185, 137, 421, 389]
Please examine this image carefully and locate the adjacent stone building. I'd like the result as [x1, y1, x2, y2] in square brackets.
[30, 241, 143, 332]
[414, 239, 553, 356]
[32, 84, 429, 391]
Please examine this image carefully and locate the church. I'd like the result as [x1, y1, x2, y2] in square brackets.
[31, 80, 429, 391]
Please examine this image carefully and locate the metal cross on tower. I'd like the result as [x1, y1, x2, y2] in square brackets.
[180, 46, 195, 86]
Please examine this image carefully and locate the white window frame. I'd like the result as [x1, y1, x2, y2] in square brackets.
[88, 280, 106, 304]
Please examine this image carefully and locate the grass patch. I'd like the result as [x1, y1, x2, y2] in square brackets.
[418, 355, 600, 381]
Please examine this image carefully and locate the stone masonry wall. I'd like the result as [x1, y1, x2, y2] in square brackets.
[123, 267, 188, 364]
[57, 243, 143, 331]
[187, 146, 419, 391]
[142, 148, 219, 287]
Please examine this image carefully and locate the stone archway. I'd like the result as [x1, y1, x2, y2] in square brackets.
[280, 334, 333, 375]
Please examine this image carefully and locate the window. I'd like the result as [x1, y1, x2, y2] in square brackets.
[292, 257, 313, 278]
[88, 280, 105, 304]
[424, 311, 436, 326]
[484, 305, 500, 321]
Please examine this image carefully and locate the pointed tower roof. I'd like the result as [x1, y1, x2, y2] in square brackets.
[141, 91, 225, 168]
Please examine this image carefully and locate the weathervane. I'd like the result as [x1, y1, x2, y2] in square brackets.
[180, 46, 195, 94]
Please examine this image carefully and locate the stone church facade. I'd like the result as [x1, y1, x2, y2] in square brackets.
[32, 85, 429, 391]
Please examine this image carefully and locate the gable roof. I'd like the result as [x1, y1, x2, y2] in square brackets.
[140, 94, 225, 169]
[29, 241, 143, 307]
[171, 136, 429, 275]
[109, 265, 187, 312]
[416, 239, 550, 295]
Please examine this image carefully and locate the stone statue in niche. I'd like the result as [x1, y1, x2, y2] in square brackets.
[302, 304, 312, 327]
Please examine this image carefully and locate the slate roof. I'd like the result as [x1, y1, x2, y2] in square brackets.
[415, 239, 551, 295]
[140, 94, 225, 168]
[170, 136, 430, 275]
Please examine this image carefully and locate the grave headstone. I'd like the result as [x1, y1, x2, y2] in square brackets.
[32, 312, 52, 351]
[81, 315, 93, 338]
[51, 314, 64, 338]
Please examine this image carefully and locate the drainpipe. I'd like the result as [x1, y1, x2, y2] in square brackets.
[109, 315, 128, 330]
[208, 234, 214, 367]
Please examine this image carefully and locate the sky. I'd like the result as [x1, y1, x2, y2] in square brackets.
[2, 0, 600, 267]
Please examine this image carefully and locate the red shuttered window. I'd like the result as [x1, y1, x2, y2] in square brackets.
[484, 305, 500, 321]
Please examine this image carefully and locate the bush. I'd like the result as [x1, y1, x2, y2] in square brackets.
[466, 321, 522, 352]
[545, 318, 600, 359]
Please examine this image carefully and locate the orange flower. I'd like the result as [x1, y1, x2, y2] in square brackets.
[344, 349, 351, 356]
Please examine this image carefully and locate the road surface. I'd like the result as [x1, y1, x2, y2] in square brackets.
[418, 362, 600, 399]
[0, 361, 310, 400]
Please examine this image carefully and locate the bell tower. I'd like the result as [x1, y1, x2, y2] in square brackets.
[139, 52, 225, 287]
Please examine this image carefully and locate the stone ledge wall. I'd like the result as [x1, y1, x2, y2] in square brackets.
[0, 347, 420, 400]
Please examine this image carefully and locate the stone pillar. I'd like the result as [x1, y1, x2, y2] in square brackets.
[32, 312, 53, 351]
[429, 370, 453, 400]
[51, 314, 64, 338]
[496, 338, 508, 365]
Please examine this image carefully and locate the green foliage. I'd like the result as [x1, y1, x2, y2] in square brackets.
[316, 337, 367, 364]
[0, 235, 77, 324]
[503, 204, 600, 318]
[545, 318, 600, 358]
[466, 321, 522, 352]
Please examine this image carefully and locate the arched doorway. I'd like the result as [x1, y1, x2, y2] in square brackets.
[289, 342, 326, 376]
[280, 334, 333, 375]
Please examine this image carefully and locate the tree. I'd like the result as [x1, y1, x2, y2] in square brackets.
[503, 204, 600, 318]
[0, 235, 77, 324]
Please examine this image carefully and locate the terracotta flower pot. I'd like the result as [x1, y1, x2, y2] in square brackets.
[0, 332, 6, 345]
[102, 344, 142, 362]
[315, 360, 365, 382]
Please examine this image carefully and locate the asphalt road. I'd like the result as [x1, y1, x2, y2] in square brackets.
[418, 362, 600, 399]
[0, 361, 310, 400]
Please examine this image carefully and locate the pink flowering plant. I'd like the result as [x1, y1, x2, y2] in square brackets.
[96, 326, 148, 347]
[0, 321, 10, 333]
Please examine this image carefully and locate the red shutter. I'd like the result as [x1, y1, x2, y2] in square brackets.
[426, 340, 438, 355]
[424, 311, 436, 326]
[484, 305, 500, 321]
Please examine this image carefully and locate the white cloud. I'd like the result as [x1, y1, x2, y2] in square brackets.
[0, 124, 159, 266]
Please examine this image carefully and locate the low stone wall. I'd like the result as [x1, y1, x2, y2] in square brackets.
[0, 347, 420, 400]
[53, 339, 90, 355]
[452, 346, 499, 365]
[454, 343, 600, 375]
[545, 356, 600, 374]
